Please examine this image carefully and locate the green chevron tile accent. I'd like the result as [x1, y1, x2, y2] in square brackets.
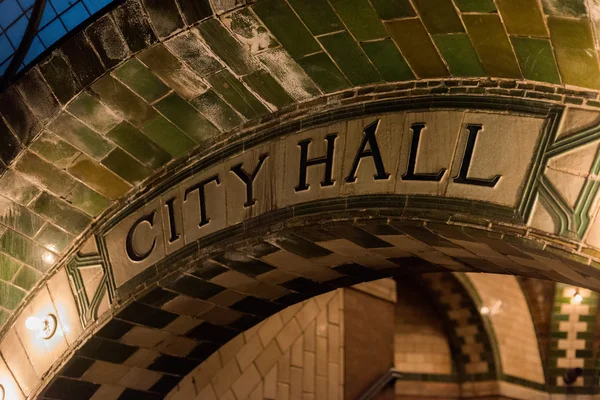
[329, 0, 388, 41]
[286, 0, 343, 35]
[114, 58, 170, 103]
[496, 0, 548, 37]
[101, 148, 152, 185]
[433, 34, 485, 77]
[511, 37, 561, 84]
[361, 39, 415, 81]
[412, 0, 465, 34]
[296, 52, 351, 93]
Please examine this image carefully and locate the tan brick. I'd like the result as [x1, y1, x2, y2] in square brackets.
[328, 324, 340, 363]
[328, 363, 340, 400]
[259, 314, 284, 346]
[327, 296, 340, 325]
[244, 320, 264, 341]
[256, 340, 283, 377]
[264, 366, 277, 399]
[316, 376, 327, 400]
[305, 321, 316, 353]
[281, 303, 303, 324]
[315, 291, 336, 310]
[232, 364, 261, 400]
[249, 382, 263, 400]
[296, 299, 320, 330]
[316, 312, 328, 337]
[220, 334, 245, 366]
[276, 318, 302, 352]
[220, 390, 236, 400]
[194, 352, 222, 391]
[211, 360, 241, 397]
[278, 351, 291, 384]
[303, 351, 315, 393]
[195, 384, 216, 400]
[290, 366, 303, 400]
[316, 337, 327, 377]
[166, 377, 196, 400]
[278, 382, 290, 400]
[303, 394, 315, 400]
[236, 334, 263, 370]
[291, 337, 304, 367]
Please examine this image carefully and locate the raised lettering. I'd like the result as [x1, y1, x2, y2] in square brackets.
[296, 134, 337, 192]
[164, 197, 180, 243]
[345, 120, 390, 183]
[402, 123, 446, 181]
[184, 175, 221, 227]
[126, 211, 157, 262]
[231, 154, 269, 207]
[453, 124, 501, 187]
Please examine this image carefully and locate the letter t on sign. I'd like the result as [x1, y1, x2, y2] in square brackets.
[295, 134, 337, 192]
[453, 125, 501, 187]
[184, 175, 221, 227]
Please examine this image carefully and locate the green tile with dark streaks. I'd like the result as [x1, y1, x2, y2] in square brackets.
[165, 32, 222, 77]
[207, 70, 268, 119]
[329, 0, 388, 41]
[496, 0, 548, 37]
[548, 17, 600, 89]
[369, 0, 415, 19]
[141, 116, 197, 158]
[433, 34, 485, 77]
[102, 148, 152, 185]
[318, 32, 382, 86]
[0, 310, 8, 326]
[29, 131, 80, 168]
[0, 253, 21, 281]
[13, 265, 42, 291]
[0, 170, 40, 206]
[67, 92, 122, 134]
[463, 14, 522, 78]
[511, 37, 561, 84]
[361, 40, 414, 81]
[252, 0, 320, 59]
[286, 0, 343, 35]
[454, 0, 496, 12]
[297, 52, 351, 93]
[32, 192, 91, 235]
[0, 195, 44, 238]
[412, 0, 464, 34]
[68, 156, 131, 200]
[106, 122, 172, 169]
[66, 183, 110, 217]
[114, 58, 170, 102]
[34, 223, 73, 253]
[14, 151, 76, 197]
[542, 0, 587, 17]
[155, 93, 220, 143]
[197, 18, 259, 76]
[190, 90, 243, 131]
[243, 70, 294, 109]
[47, 113, 114, 160]
[0, 229, 53, 273]
[91, 74, 157, 128]
[0, 280, 26, 309]
[385, 19, 449, 78]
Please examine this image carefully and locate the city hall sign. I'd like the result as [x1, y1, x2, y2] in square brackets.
[103, 104, 561, 288]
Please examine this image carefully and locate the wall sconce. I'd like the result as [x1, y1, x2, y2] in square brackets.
[572, 289, 583, 305]
[26, 314, 57, 340]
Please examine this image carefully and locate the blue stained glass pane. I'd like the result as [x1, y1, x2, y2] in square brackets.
[60, 2, 89, 30]
[6, 14, 27, 47]
[17, 0, 35, 9]
[38, 18, 66, 47]
[49, 0, 75, 14]
[0, 56, 13, 74]
[0, 34, 14, 64]
[23, 35, 44, 64]
[83, 0, 111, 14]
[0, 0, 24, 30]
[39, 3, 57, 27]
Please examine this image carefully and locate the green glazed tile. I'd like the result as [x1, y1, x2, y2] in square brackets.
[243, 70, 294, 109]
[296, 52, 351, 93]
[190, 90, 244, 131]
[385, 19, 449, 78]
[433, 34, 485, 77]
[361, 40, 414, 81]
[34, 223, 73, 253]
[0, 229, 54, 273]
[369, 0, 415, 19]
[542, 0, 587, 16]
[91, 74, 158, 128]
[66, 183, 111, 217]
[197, 18, 259, 76]
[0, 253, 21, 281]
[224, 8, 278, 52]
[453, 0, 496, 12]
[0, 170, 40, 206]
[252, 0, 320, 59]
[463, 14, 522, 78]
[286, 0, 343, 35]
[329, 0, 388, 40]
[102, 148, 152, 185]
[496, 0, 548, 37]
[106, 122, 172, 170]
[548, 17, 600, 89]
[0, 309, 9, 326]
[14, 151, 76, 197]
[114, 58, 170, 102]
[412, 0, 464, 34]
[0, 195, 44, 238]
[141, 116, 197, 158]
[67, 92, 122, 134]
[318, 31, 382, 86]
[0, 280, 26, 309]
[137, 45, 207, 100]
[511, 37, 561, 84]
[29, 131, 80, 168]
[32, 192, 91, 235]
[155, 93, 220, 143]
[47, 113, 115, 160]
[207, 70, 269, 119]
[165, 31, 222, 77]
[68, 156, 131, 200]
[13, 265, 42, 291]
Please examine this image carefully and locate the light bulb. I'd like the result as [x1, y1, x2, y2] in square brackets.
[573, 292, 583, 304]
[25, 314, 57, 339]
[25, 316, 42, 331]
[480, 306, 490, 315]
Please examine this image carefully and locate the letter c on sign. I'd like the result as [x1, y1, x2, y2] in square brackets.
[126, 211, 157, 262]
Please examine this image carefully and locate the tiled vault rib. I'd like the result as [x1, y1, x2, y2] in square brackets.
[3, 0, 600, 333]
[30, 221, 573, 400]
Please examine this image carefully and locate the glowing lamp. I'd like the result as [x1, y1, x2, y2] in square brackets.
[26, 314, 57, 339]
